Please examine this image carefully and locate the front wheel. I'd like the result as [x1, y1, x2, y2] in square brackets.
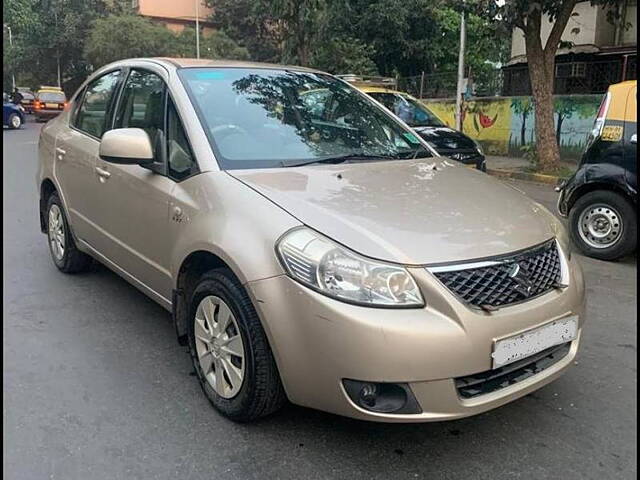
[569, 190, 637, 261]
[188, 269, 286, 422]
[8, 113, 22, 129]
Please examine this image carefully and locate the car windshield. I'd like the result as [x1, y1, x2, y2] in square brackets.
[178, 68, 432, 169]
[368, 92, 444, 128]
[38, 92, 66, 102]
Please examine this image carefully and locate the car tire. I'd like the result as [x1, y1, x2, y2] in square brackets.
[8, 113, 22, 129]
[46, 192, 93, 273]
[569, 190, 637, 261]
[188, 268, 286, 422]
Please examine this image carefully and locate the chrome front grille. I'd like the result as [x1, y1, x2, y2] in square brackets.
[428, 240, 562, 309]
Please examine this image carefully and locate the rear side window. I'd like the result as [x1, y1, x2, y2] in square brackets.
[74, 70, 122, 138]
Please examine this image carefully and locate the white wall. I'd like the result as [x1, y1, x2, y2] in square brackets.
[510, 1, 636, 58]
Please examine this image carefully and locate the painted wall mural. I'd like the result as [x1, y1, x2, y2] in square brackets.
[423, 95, 601, 160]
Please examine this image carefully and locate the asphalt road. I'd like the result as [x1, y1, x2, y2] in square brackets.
[4, 121, 637, 480]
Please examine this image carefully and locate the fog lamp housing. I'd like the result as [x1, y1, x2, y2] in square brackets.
[342, 379, 422, 414]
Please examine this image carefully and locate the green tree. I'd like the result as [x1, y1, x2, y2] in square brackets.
[206, 0, 284, 62]
[463, 0, 625, 171]
[4, 0, 126, 94]
[175, 27, 249, 60]
[84, 15, 177, 68]
[311, 37, 379, 75]
[269, 0, 327, 66]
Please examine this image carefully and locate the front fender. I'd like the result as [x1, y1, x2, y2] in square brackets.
[169, 171, 301, 287]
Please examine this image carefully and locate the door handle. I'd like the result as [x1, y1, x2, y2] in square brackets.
[95, 166, 111, 181]
[55, 147, 66, 160]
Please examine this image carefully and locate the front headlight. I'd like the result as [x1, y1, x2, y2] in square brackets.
[276, 227, 424, 307]
[473, 140, 484, 155]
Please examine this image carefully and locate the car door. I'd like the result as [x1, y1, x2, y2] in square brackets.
[89, 66, 182, 302]
[55, 69, 123, 242]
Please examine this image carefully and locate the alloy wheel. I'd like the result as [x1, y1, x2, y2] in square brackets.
[48, 204, 65, 261]
[194, 295, 246, 399]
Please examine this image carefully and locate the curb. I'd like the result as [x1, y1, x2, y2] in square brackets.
[486, 168, 563, 185]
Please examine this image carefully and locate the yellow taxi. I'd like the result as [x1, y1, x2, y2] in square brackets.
[557, 80, 636, 260]
[34, 86, 67, 122]
[340, 75, 486, 170]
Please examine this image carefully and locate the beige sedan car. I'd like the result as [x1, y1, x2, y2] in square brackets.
[37, 58, 585, 422]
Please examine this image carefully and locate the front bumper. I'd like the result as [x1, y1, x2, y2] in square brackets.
[247, 255, 585, 422]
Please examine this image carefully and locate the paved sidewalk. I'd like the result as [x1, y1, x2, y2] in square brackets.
[485, 155, 578, 185]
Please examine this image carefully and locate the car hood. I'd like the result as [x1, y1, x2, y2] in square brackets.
[414, 126, 477, 151]
[229, 159, 557, 265]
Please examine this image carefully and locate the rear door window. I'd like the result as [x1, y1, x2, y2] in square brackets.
[73, 70, 122, 138]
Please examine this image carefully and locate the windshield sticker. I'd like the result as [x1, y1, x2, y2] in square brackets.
[403, 132, 421, 144]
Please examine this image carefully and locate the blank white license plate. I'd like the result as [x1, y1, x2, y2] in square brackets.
[45, 103, 58, 109]
[492, 316, 578, 369]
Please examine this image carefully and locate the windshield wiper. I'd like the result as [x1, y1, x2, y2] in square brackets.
[280, 153, 399, 168]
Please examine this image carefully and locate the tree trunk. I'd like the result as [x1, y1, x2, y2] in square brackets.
[521, 113, 527, 146]
[525, 40, 561, 171]
[519, 0, 578, 172]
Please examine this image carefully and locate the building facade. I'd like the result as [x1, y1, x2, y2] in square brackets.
[503, 0, 637, 95]
[133, 0, 215, 35]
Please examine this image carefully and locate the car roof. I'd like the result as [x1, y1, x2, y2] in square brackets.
[609, 80, 636, 95]
[147, 57, 323, 74]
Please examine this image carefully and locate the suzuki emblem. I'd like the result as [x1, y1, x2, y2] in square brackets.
[508, 263, 534, 297]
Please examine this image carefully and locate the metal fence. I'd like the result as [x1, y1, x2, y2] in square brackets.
[402, 55, 636, 99]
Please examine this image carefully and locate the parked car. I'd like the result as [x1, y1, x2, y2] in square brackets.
[37, 58, 585, 423]
[3, 92, 25, 129]
[34, 87, 67, 122]
[17, 87, 36, 113]
[339, 76, 486, 171]
[557, 80, 637, 261]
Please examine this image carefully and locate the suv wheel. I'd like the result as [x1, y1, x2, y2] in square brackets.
[188, 269, 286, 422]
[46, 192, 93, 273]
[569, 190, 637, 261]
[8, 113, 22, 129]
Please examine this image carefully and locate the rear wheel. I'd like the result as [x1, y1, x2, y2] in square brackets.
[188, 269, 286, 422]
[8, 113, 22, 129]
[569, 190, 636, 260]
[46, 192, 93, 273]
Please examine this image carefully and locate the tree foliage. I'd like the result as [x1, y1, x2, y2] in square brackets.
[84, 15, 176, 67]
[175, 27, 250, 61]
[207, 0, 509, 78]
[4, 0, 121, 92]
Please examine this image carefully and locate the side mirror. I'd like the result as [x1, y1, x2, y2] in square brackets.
[99, 128, 154, 165]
